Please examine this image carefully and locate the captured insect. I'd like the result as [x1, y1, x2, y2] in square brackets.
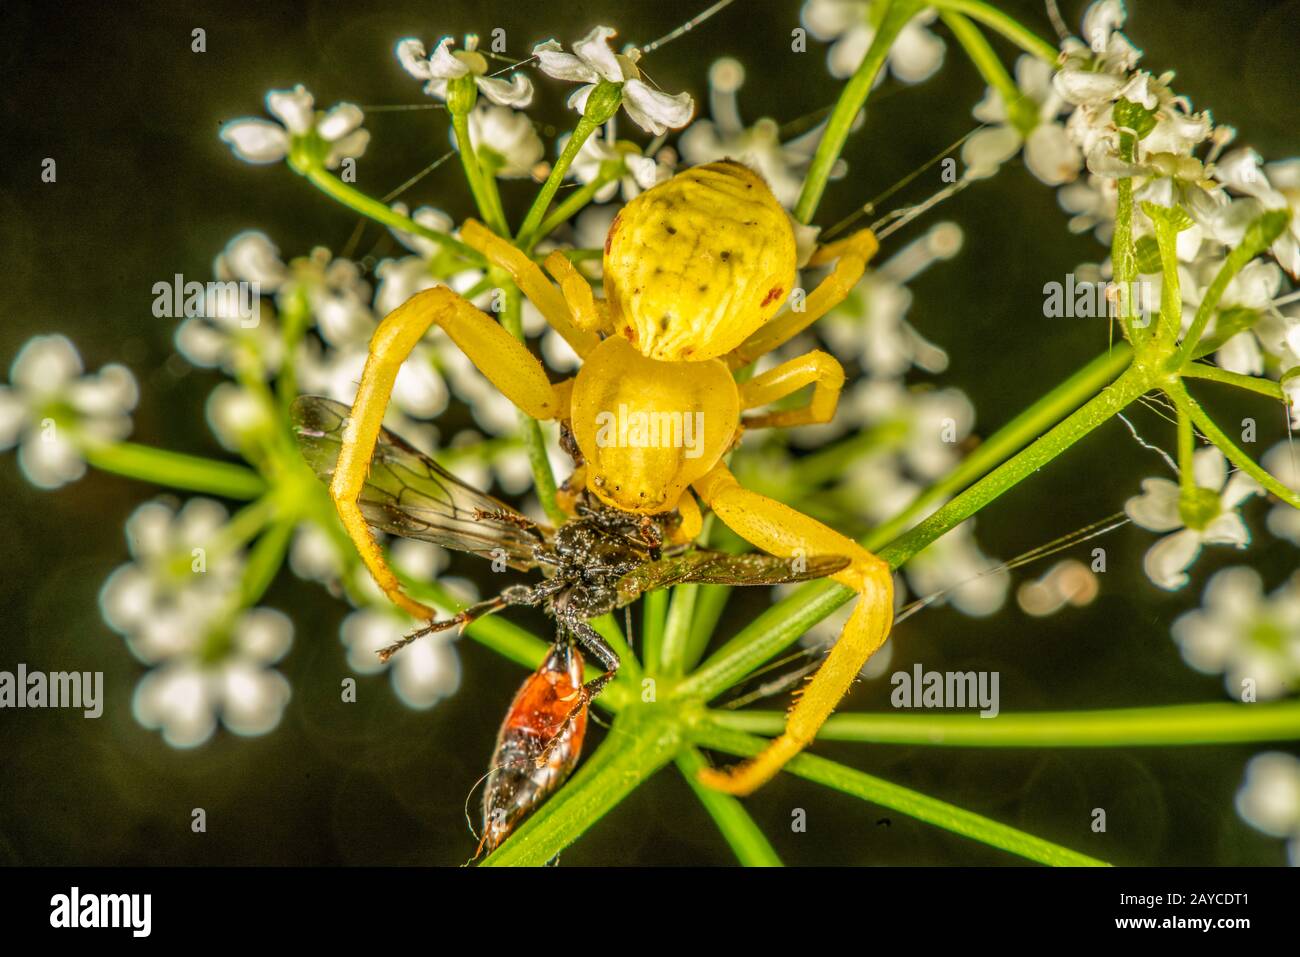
[476, 640, 588, 858]
[293, 395, 849, 713]
[318, 159, 897, 795]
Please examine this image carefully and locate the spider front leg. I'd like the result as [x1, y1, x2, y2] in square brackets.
[692, 463, 894, 795]
[727, 226, 878, 368]
[460, 220, 600, 357]
[331, 286, 567, 620]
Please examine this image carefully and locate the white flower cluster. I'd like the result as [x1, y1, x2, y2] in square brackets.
[0, 335, 138, 489]
[1047, 2, 1297, 383]
[99, 497, 292, 748]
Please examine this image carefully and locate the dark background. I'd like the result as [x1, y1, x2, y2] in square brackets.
[0, 0, 1297, 865]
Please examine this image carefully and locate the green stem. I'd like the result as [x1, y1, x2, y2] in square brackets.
[680, 363, 1151, 701]
[1172, 210, 1292, 367]
[1180, 363, 1285, 401]
[878, 363, 1151, 565]
[536, 170, 618, 242]
[692, 723, 1107, 866]
[932, 0, 1059, 62]
[941, 12, 1034, 135]
[658, 584, 700, 677]
[683, 584, 731, 672]
[641, 588, 669, 674]
[81, 441, 265, 499]
[452, 110, 509, 235]
[867, 346, 1132, 549]
[300, 166, 483, 264]
[707, 700, 1300, 747]
[1176, 403, 1197, 497]
[676, 747, 782, 866]
[794, 0, 920, 224]
[517, 116, 599, 251]
[239, 518, 293, 607]
[1167, 379, 1300, 509]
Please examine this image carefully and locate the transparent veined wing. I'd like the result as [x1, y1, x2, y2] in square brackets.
[291, 395, 545, 570]
[615, 550, 850, 607]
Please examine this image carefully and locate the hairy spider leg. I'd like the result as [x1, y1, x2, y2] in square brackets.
[460, 220, 600, 358]
[692, 462, 893, 795]
[331, 286, 567, 620]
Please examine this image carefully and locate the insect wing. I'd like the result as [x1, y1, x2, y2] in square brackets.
[291, 395, 543, 570]
[615, 550, 850, 606]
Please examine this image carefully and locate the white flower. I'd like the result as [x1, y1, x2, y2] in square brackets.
[1125, 447, 1261, 590]
[220, 85, 369, 167]
[842, 379, 975, 479]
[1212, 149, 1300, 278]
[532, 26, 694, 135]
[679, 57, 841, 208]
[397, 35, 533, 108]
[1236, 752, 1300, 865]
[205, 383, 275, 453]
[1263, 441, 1300, 544]
[342, 541, 463, 710]
[99, 497, 242, 661]
[0, 334, 138, 489]
[1172, 567, 1300, 699]
[341, 607, 462, 710]
[466, 103, 544, 178]
[802, 0, 946, 84]
[174, 231, 283, 374]
[964, 55, 1081, 186]
[564, 130, 667, 203]
[386, 204, 458, 262]
[132, 607, 293, 748]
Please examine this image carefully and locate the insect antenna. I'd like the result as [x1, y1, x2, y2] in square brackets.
[893, 511, 1129, 626]
[718, 512, 1130, 709]
[377, 594, 509, 661]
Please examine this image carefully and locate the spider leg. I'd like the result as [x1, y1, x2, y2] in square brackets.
[461, 220, 600, 358]
[738, 350, 845, 430]
[691, 462, 893, 795]
[331, 286, 566, 619]
[543, 250, 611, 336]
[727, 227, 878, 368]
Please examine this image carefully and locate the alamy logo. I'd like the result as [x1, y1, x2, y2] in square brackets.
[0, 664, 102, 717]
[890, 664, 1000, 717]
[594, 405, 705, 459]
[50, 887, 151, 937]
[152, 274, 260, 326]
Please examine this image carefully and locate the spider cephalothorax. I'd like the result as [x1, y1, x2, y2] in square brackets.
[326, 159, 891, 795]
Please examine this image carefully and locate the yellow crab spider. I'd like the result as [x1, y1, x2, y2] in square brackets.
[330, 160, 888, 795]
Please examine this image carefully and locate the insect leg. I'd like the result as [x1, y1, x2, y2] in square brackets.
[534, 612, 621, 768]
[692, 462, 893, 795]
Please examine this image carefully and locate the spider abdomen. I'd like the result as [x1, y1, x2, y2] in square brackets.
[603, 160, 796, 362]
